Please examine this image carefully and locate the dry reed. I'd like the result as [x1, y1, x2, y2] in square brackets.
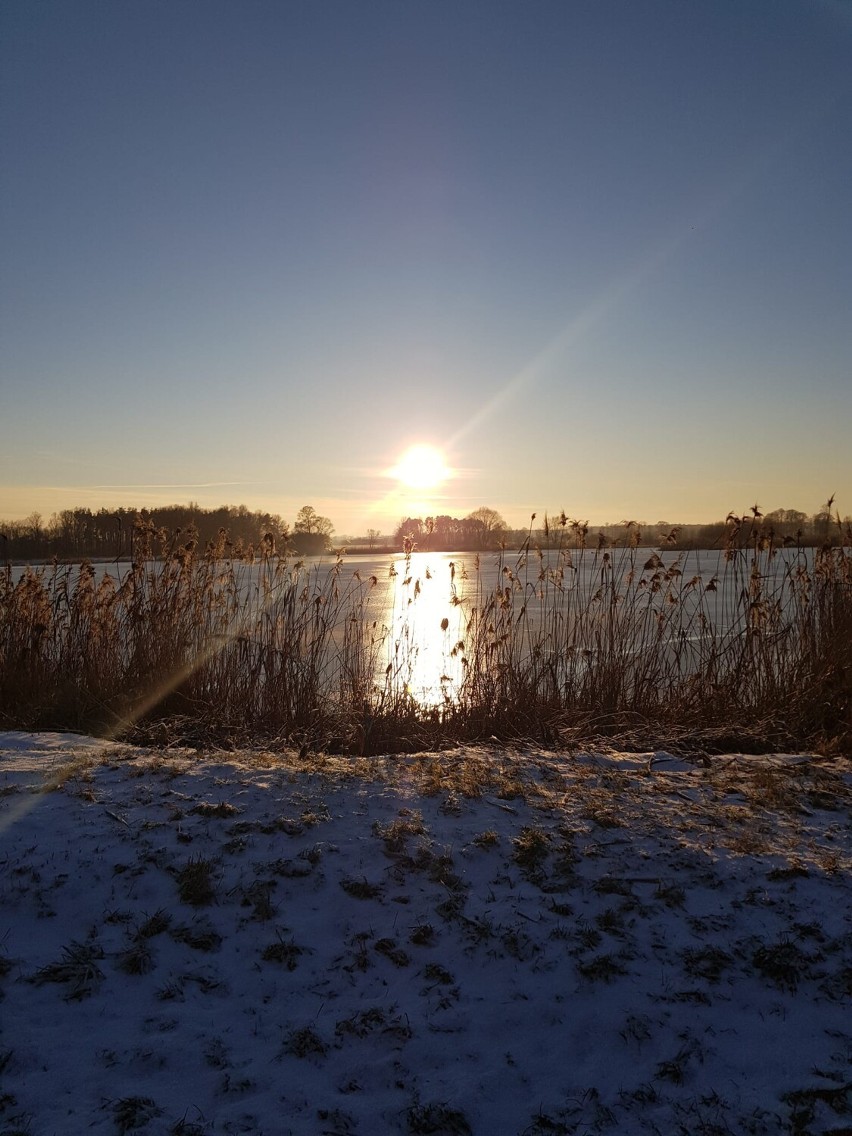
[1, 511, 849, 754]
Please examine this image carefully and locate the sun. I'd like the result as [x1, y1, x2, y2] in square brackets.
[391, 444, 450, 491]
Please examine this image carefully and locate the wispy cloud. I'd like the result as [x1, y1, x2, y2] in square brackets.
[53, 482, 252, 491]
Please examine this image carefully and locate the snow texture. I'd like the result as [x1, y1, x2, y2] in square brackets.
[1, 733, 851, 1135]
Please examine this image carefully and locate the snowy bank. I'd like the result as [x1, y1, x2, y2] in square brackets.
[1, 734, 850, 1135]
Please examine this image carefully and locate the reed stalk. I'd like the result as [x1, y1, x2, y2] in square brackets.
[1, 514, 849, 754]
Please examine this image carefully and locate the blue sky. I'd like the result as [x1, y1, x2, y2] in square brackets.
[2, 0, 850, 536]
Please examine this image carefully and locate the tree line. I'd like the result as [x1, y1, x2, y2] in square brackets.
[2, 499, 847, 564]
[393, 507, 510, 551]
[516, 503, 849, 552]
[390, 502, 849, 553]
[0, 503, 335, 562]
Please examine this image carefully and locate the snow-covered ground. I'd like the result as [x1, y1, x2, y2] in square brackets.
[1, 733, 850, 1135]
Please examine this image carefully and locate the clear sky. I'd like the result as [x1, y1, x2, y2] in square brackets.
[2, 0, 850, 536]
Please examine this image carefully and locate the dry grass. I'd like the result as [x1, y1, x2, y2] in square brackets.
[1, 511, 850, 754]
[176, 857, 217, 906]
[30, 940, 105, 1000]
[3, 741, 851, 1135]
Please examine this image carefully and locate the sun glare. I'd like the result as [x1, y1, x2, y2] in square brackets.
[391, 444, 450, 490]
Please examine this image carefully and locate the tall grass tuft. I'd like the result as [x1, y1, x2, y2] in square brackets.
[0, 510, 849, 754]
[447, 518, 851, 752]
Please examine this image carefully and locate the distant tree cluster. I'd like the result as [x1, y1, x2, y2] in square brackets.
[290, 505, 335, 556]
[392, 501, 849, 554]
[523, 500, 849, 552]
[0, 503, 335, 563]
[394, 507, 509, 551]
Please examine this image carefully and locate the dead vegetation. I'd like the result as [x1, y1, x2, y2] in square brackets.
[3, 738, 851, 1136]
[0, 507, 849, 755]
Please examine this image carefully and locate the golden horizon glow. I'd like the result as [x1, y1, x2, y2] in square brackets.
[390, 444, 451, 491]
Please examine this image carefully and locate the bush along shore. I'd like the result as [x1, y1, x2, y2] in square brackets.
[1, 512, 850, 755]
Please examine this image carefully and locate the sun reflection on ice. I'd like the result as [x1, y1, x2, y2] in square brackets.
[381, 552, 467, 709]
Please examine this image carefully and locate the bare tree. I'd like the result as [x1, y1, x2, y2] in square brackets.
[394, 517, 423, 547]
[294, 505, 334, 538]
[466, 506, 508, 549]
[293, 505, 334, 554]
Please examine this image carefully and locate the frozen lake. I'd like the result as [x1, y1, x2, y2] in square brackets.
[6, 544, 820, 707]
